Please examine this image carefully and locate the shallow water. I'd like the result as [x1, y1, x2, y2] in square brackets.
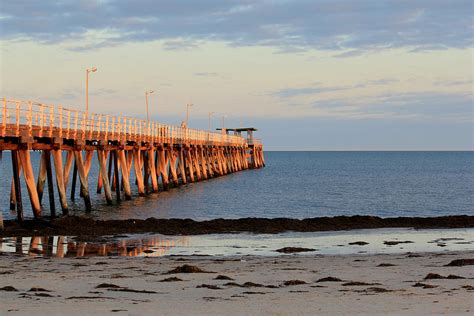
[1, 151, 473, 220]
[1, 228, 473, 258]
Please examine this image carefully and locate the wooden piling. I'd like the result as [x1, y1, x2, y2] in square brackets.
[185, 147, 195, 182]
[157, 148, 170, 190]
[36, 151, 47, 203]
[44, 150, 56, 217]
[52, 149, 68, 214]
[63, 150, 74, 189]
[70, 161, 77, 200]
[168, 148, 179, 186]
[11, 150, 23, 222]
[18, 149, 42, 218]
[143, 150, 150, 194]
[178, 147, 187, 184]
[148, 148, 159, 192]
[97, 150, 113, 204]
[113, 150, 121, 202]
[74, 151, 92, 211]
[117, 150, 132, 200]
[132, 149, 145, 196]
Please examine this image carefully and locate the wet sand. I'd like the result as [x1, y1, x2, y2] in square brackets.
[2, 215, 474, 237]
[1, 251, 473, 315]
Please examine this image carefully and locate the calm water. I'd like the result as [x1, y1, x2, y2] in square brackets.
[1, 151, 473, 220]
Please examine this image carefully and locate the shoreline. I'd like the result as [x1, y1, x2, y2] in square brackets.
[1, 250, 473, 315]
[1, 215, 474, 237]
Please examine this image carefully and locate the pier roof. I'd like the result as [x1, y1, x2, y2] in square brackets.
[216, 127, 258, 132]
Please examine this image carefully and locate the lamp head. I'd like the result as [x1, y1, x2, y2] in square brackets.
[91, 67, 97, 72]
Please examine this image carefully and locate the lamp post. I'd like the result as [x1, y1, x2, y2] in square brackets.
[145, 90, 154, 121]
[186, 103, 193, 126]
[85, 67, 97, 115]
[221, 114, 227, 134]
[221, 115, 226, 129]
[208, 112, 214, 133]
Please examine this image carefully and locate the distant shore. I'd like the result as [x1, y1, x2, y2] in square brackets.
[1, 215, 474, 237]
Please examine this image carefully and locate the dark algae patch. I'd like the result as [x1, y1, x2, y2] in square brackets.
[349, 241, 369, 246]
[383, 240, 414, 246]
[413, 282, 438, 289]
[197, 284, 222, 290]
[159, 277, 183, 282]
[214, 275, 234, 280]
[283, 280, 307, 286]
[165, 265, 214, 274]
[424, 273, 466, 280]
[316, 277, 343, 282]
[342, 281, 381, 286]
[445, 259, 474, 267]
[0, 286, 18, 292]
[2, 215, 474, 237]
[275, 247, 316, 253]
[95, 283, 122, 289]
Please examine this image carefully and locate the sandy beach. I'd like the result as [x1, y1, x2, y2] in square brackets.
[1, 250, 473, 315]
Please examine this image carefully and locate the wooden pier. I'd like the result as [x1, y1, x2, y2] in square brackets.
[0, 98, 265, 224]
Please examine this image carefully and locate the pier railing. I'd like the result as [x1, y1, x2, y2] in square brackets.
[1, 98, 249, 146]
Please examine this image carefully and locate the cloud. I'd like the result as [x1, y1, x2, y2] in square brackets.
[272, 78, 399, 98]
[193, 72, 219, 77]
[1, 1, 472, 52]
[162, 39, 200, 51]
[311, 91, 474, 121]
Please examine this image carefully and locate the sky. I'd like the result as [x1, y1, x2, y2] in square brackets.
[0, 0, 473, 150]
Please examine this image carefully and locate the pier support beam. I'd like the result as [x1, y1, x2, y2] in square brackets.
[132, 149, 145, 197]
[44, 151, 56, 217]
[11, 151, 23, 221]
[168, 148, 179, 186]
[148, 148, 159, 193]
[117, 150, 132, 200]
[51, 149, 68, 214]
[74, 151, 92, 211]
[177, 147, 187, 184]
[97, 150, 113, 204]
[36, 151, 46, 203]
[157, 148, 170, 190]
[18, 150, 42, 218]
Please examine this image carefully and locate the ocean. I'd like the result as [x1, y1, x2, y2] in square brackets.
[1, 151, 473, 220]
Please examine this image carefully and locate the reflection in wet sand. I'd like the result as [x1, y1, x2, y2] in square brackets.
[1, 228, 473, 258]
[1, 236, 189, 258]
